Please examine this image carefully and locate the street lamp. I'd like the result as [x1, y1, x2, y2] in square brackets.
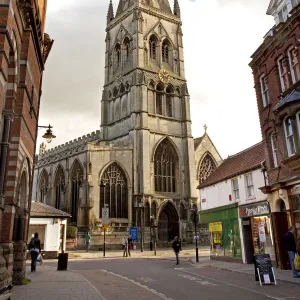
[39, 124, 56, 143]
[190, 207, 199, 263]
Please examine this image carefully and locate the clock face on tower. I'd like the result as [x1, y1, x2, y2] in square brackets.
[159, 69, 170, 84]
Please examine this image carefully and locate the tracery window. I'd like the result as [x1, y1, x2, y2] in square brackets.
[154, 140, 177, 193]
[166, 86, 173, 117]
[53, 165, 65, 209]
[149, 35, 158, 60]
[39, 169, 48, 203]
[156, 84, 163, 115]
[199, 154, 217, 183]
[162, 40, 170, 63]
[123, 37, 130, 62]
[100, 163, 128, 219]
[115, 43, 121, 68]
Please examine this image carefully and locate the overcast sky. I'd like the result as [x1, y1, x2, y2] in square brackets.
[37, 0, 274, 158]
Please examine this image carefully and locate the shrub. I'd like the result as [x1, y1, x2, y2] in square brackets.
[66, 226, 78, 239]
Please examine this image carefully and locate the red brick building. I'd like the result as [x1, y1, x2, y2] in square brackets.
[250, 0, 300, 269]
[0, 0, 53, 288]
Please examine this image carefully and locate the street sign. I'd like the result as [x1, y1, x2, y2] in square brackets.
[103, 224, 110, 229]
[129, 227, 138, 241]
[102, 207, 109, 225]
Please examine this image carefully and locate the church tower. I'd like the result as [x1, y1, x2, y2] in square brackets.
[100, 0, 197, 241]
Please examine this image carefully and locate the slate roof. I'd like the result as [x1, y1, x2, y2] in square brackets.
[199, 142, 265, 189]
[273, 87, 300, 112]
[30, 201, 71, 218]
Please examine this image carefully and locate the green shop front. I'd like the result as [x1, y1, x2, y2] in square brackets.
[200, 203, 242, 262]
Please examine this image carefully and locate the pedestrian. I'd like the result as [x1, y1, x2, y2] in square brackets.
[28, 232, 41, 272]
[127, 235, 132, 256]
[121, 236, 126, 250]
[284, 226, 299, 278]
[172, 236, 181, 265]
[85, 232, 92, 252]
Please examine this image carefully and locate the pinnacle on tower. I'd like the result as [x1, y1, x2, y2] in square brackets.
[107, 0, 114, 26]
[173, 0, 181, 18]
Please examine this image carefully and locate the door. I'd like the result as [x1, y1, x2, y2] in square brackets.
[243, 219, 254, 264]
[272, 212, 289, 269]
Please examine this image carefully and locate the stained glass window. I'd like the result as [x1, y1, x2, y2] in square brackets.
[100, 163, 128, 219]
[154, 140, 177, 193]
[199, 154, 217, 183]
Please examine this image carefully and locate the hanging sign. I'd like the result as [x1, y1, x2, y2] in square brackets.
[254, 254, 277, 286]
[102, 207, 109, 225]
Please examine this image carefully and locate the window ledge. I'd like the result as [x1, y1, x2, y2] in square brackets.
[246, 196, 256, 201]
[282, 153, 300, 175]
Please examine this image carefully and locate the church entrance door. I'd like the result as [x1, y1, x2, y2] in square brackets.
[158, 201, 179, 242]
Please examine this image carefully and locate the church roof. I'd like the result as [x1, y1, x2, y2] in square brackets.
[194, 136, 204, 150]
[30, 201, 71, 218]
[199, 142, 265, 189]
[115, 0, 172, 18]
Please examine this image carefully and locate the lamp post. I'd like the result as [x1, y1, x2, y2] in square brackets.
[190, 208, 199, 263]
[150, 215, 157, 255]
[38, 124, 56, 143]
[139, 203, 144, 252]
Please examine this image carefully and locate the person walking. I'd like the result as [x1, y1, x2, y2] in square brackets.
[172, 236, 181, 265]
[85, 232, 92, 252]
[284, 226, 299, 278]
[28, 232, 41, 272]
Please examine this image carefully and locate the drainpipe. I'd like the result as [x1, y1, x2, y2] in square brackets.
[0, 113, 12, 206]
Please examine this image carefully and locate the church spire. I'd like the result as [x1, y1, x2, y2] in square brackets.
[173, 0, 181, 18]
[107, 0, 114, 26]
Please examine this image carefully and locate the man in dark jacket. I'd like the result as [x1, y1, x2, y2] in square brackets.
[28, 232, 41, 272]
[172, 236, 181, 265]
[284, 226, 299, 278]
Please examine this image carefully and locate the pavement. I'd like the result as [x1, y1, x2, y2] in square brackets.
[11, 248, 300, 300]
[190, 257, 300, 285]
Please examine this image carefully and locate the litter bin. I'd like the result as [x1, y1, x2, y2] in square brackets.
[57, 252, 68, 271]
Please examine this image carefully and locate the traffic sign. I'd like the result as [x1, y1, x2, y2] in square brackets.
[102, 207, 109, 225]
[103, 224, 110, 229]
[129, 227, 138, 241]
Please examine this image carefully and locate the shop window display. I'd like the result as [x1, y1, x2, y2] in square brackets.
[209, 220, 242, 258]
[251, 216, 275, 261]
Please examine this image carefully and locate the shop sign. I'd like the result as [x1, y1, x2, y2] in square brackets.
[209, 222, 222, 232]
[239, 202, 270, 218]
[291, 184, 300, 195]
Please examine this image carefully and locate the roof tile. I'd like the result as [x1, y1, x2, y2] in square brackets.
[30, 201, 71, 218]
[199, 142, 265, 188]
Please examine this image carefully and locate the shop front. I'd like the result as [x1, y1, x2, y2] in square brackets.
[290, 184, 300, 236]
[200, 204, 242, 262]
[239, 201, 275, 264]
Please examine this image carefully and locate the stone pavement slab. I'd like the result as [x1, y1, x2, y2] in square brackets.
[11, 265, 104, 300]
[191, 257, 300, 285]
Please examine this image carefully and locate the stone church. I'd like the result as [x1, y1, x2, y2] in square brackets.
[32, 0, 222, 247]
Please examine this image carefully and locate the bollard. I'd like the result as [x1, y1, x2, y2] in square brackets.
[57, 252, 68, 271]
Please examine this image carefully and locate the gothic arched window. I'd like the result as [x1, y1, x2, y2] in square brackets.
[70, 160, 84, 224]
[162, 40, 170, 63]
[156, 83, 163, 115]
[39, 169, 48, 203]
[154, 140, 177, 193]
[199, 154, 217, 183]
[100, 163, 128, 219]
[149, 35, 158, 60]
[123, 37, 130, 62]
[166, 86, 173, 117]
[114, 43, 121, 68]
[53, 165, 65, 209]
